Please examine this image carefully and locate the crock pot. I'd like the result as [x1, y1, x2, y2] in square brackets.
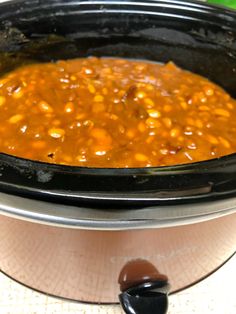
[0, 0, 236, 313]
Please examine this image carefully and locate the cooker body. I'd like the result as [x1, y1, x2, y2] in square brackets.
[0, 212, 236, 303]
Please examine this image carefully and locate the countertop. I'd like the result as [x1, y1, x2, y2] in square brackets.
[0, 254, 236, 314]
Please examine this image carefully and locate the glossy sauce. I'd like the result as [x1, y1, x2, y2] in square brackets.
[0, 57, 236, 168]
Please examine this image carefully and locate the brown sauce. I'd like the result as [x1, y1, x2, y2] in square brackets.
[0, 57, 235, 168]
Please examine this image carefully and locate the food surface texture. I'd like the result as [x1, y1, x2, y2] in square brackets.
[0, 57, 235, 168]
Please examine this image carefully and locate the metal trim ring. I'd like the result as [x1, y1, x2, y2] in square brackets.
[0, 192, 236, 230]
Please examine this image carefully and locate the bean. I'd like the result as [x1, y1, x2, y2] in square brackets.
[223, 94, 230, 101]
[84, 67, 93, 75]
[101, 68, 112, 74]
[102, 88, 108, 95]
[9, 114, 24, 124]
[0, 96, 6, 106]
[213, 108, 230, 118]
[76, 155, 87, 162]
[48, 128, 65, 138]
[180, 101, 187, 110]
[90, 128, 112, 143]
[146, 117, 161, 128]
[227, 102, 234, 110]
[187, 142, 197, 150]
[88, 84, 96, 94]
[60, 78, 70, 84]
[138, 122, 146, 132]
[7, 145, 15, 151]
[38, 101, 53, 113]
[94, 150, 107, 156]
[195, 119, 203, 129]
[52, 119, 61, 126]
[62, 155, 73, 163]
[118, 125, 125, 134]
[146, 136, 154, 144]
[144, 98, 154, 108]
[219, 137, 231, 148]
[186, 118, 195, 126]
[115, 59, 127, 64]
[187, 98, 193, 105]
[136, 91, 146, 99]
[149, 130, 157, 136]
[146, 84, 154, 91]
[170, 128, 180, 138]
[32, 141, 46, 149]
[204, 86, 214, 96]
[126, 128, 136, 139]
[135, 153, 148, 162]
[162, 118, 172, 128]
[113, 98, 120, 104]
[0, 78, 8, 87]
[34, 133, 41, 139]
[147, 109, 161, 118]
[206, 134, 219, 145]
[135, 64, 147, 71]
[184, 128, 193, 136]
[12, 89, 23, 99]
[83, 120, 94, 127]
[118, 90, 126, 98]
[94, 95, 104, 102]
[106, 113, 118, 120]
[197, 130, 203, 136]
[163, 105, 172, 112]
[76, 113, 86, 120]
[92, 102, 105, 113]
[160, 148, 168, 155]
[199, 105, 210, 111]
[64, 102, 74, 113]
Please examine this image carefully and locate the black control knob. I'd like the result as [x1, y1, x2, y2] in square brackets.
[118, 259, 170, 314]
[119, 280, 170, 314]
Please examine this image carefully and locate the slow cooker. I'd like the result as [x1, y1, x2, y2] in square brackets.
[0, 0, 236, 313]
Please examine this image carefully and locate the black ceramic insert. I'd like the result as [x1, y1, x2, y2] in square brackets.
[0, 0, 236, 206]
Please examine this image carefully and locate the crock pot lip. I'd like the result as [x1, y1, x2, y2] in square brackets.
[0, 191, 236, 230]
[1, 0, 236, 29]
[0, 0, 235, 13]
[0, 0, 235, 36]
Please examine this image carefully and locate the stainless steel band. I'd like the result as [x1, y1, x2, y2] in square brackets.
[0, 192, 236, 230]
